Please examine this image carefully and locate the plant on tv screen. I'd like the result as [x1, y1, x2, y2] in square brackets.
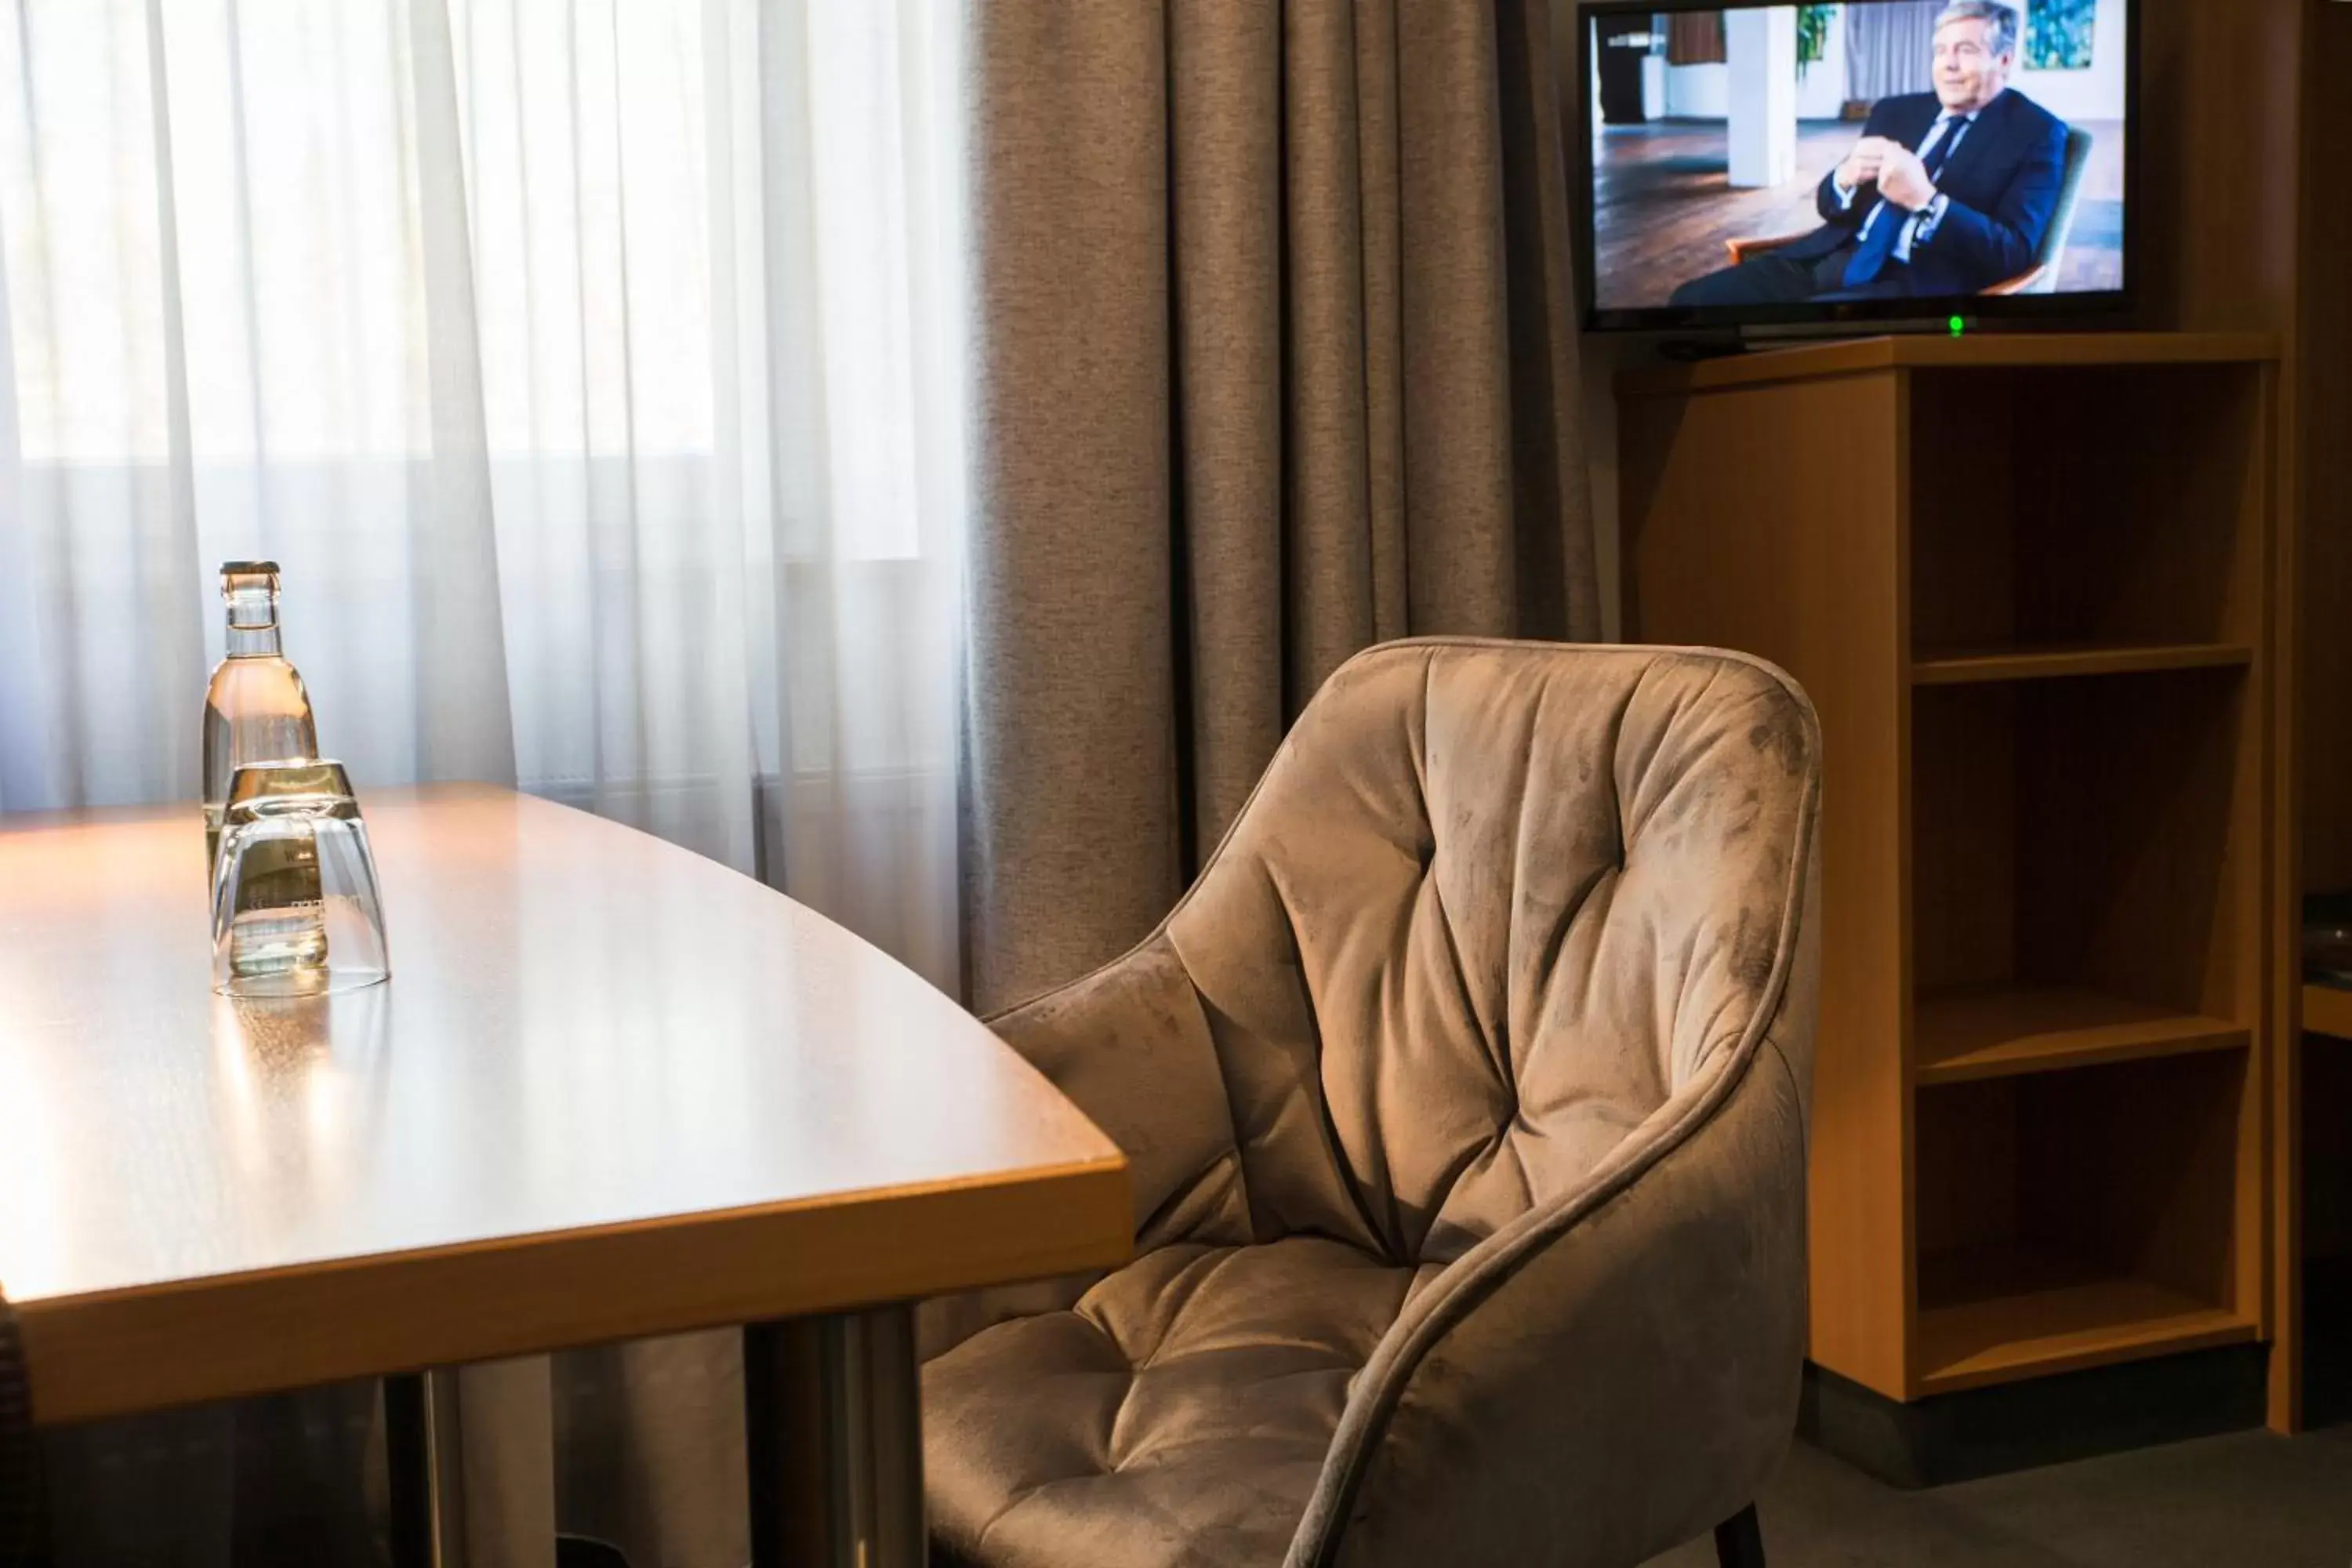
[2026, 0, 2096, 70]
[1796, 4, 1835, 67]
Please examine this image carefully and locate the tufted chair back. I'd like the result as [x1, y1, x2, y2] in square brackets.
[1000, 638, 1817, 1272]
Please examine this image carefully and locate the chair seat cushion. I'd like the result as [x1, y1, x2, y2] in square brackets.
[924, 1236, 1425, 1568]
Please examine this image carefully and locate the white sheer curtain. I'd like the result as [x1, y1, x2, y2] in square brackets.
[3, 1, 965, 1563]
[1846, 0, 1942, 102]
[0, 0, 966, 993]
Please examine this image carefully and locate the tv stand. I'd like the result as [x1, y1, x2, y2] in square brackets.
[1655, 336, 1748, 362]
[1653, 314, 2124, 362]
[1659, 318, 1969, 363]
[1740, 316, 1962, 345]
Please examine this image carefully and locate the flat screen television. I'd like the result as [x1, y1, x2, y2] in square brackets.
[1577, 0, 2136, 333]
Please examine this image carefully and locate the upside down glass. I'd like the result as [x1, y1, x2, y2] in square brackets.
[210, 760, 390, 996]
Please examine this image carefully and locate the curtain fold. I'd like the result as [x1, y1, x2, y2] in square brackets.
[1846, 0, 1943, 102]
[4, 2, 964, 1564]
[962, 0, 1599, 1014]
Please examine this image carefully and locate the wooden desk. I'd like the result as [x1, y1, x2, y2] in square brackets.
[0, 786, 1129, 1563]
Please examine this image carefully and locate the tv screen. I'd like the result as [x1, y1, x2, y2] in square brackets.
[1580, 0, 2133, 331]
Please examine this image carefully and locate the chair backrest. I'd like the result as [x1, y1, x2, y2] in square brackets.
[1158, 640, 1820, 1268]
[2027, 125, 2096, 295]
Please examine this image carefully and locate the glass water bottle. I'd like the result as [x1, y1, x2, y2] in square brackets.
[201, 562, 321, 865]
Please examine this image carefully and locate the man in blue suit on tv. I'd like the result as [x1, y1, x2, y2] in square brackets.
[1670, 0, 2067, 307]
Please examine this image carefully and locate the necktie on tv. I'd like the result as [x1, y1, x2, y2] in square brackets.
[1843, 115, 1969, 288]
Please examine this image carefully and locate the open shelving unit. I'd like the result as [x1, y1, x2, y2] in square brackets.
[1902, 351, 2272, 1399]
[1621, 332, 2278, 1414]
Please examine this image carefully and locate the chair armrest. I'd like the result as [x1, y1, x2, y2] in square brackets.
[920, 939, 1250, 1360]
[1980, 263, 2045, 296]
[1288, 1026, 1813, 1567]
[984, 939, 1248, 1241]
[1725, 231, 1809, 265]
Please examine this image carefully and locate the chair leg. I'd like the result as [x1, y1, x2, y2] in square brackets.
[1713, 1502, 1766, 1568]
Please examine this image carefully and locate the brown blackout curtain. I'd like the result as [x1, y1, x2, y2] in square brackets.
[1668, 13, 1728, 66]
[962, 0, 1601, 1012]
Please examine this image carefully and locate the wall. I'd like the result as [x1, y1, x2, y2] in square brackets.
[1664, 60, 1730, 116]
[2304, 0, 2352, 885]
[2012, 0, 2130, 123]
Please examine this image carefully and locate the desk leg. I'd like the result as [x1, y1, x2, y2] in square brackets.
[385, 1370, 468, 1568]
[745, 1307, 925, 1568]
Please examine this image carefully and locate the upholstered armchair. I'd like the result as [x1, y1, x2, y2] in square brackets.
[923, 639, 1823, 1568]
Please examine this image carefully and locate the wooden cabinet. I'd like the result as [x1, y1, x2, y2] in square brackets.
[1620, 332, 2280, 1408]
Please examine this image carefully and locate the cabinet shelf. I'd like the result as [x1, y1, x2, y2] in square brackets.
[1915, 1243, 2255, 1395]
[1915, 985, 2248, 1086]
[1911, 642, 2253, 687]
[1913, 1052, 2252, 1396]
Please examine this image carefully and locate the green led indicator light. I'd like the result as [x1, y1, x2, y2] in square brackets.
[1949, 315, 1966, 337]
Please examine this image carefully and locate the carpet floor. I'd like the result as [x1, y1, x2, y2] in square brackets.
[1646, 1426, 2352, 1566]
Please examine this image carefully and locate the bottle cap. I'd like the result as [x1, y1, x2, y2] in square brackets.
[220, 561, 281, 576]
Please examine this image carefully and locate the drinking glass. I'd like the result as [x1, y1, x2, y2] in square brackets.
[210, 760, 390, 997]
